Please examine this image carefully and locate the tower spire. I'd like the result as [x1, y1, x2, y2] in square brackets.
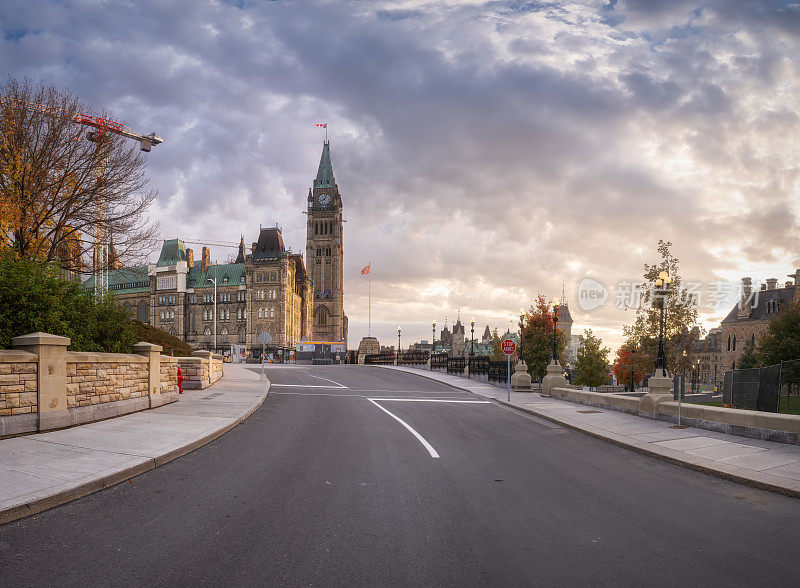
[235, 235, 246, 264]
[314, 140, 335, 189]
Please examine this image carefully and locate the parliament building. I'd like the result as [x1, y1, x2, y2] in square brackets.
[85, 141, 348, 357]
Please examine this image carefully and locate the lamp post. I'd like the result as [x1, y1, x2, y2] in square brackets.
[550, 299, 559, 363]
[629, 344, 637, 392]
[518, 308, 526, 363]
[431, 320, 436, 370]
[653, 271, 672, 376]
[470, 318, 475, 357]
[397, 326, 401, 362]
[207, 272, 217, 353]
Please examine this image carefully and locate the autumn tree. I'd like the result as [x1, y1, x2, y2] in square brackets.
[521, 294, 568, 380]
[613, 342, 649, 390]
[737, 336, 760, 370]
[573, 329, 610, 389]
[622, 240, 701, 376]
[0, 76, 158, 273]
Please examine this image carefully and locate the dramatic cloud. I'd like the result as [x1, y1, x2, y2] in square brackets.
[2, 0, 799, 349]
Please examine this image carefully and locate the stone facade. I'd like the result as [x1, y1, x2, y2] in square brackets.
[0, 333, 208, 437]
[66, 356, 149, 407]
[306, 140, 347, 345]
[0, 353, 38, 417]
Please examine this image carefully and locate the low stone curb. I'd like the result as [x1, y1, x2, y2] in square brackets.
[0, 378, 271, 525]
[379, 366, 800, 499]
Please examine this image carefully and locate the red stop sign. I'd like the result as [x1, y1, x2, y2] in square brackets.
[501, 339, 516, 355]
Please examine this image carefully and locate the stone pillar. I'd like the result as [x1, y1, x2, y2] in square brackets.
[12, 332, 70, 432]
[639, 369, 672, 419]
[192, 350, 213, 387]
[511, 360, 532, 391]
[540, 359, 566, 396]
[134, 342, 163, 407]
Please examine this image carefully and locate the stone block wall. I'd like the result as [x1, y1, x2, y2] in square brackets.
[0, 351, 38, 417]
[66, 354, 148, 408]
[160, 357, 178, 395]
[0, 332, 223, 438]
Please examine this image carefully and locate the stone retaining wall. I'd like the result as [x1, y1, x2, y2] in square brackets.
[0, 351, 38, 419]
[551, 385, 800, 446]
[0, 332, 222, 437]
[66, 354, 149, 407]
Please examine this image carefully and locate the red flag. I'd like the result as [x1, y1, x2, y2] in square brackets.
[316, 123, 327, 128]
[361, 264, 370, 275]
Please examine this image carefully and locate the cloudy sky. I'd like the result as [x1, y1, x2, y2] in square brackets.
[2, 0, 799, 350]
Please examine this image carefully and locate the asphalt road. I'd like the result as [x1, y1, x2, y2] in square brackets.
[2, 366, 800, 586]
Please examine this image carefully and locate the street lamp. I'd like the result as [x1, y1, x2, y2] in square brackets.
[470, 317, 475, 357]
[431, 320, 436, 369]
[629, 343, 637, 392]
[550, 299, 559, 363]
[653, 271, 672, 376]
[519, 308, 526, 363]
[207, 271, 217, 353]
[397, 326, 401, 358]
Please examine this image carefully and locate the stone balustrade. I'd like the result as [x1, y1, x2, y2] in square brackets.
[0, 332, 220, 438]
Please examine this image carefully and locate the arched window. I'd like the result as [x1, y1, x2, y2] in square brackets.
[316, 306, 329, 326]
[258, 307, 263, 318]
[270, 306, 275, 318]
[732, 334, 737, 351]
[238, 326, 246, 343]
[221, 326, 229, 336]
[751, 333, 755, 345]
[727, 335, 731, 351]
[317, 247, 321, 256]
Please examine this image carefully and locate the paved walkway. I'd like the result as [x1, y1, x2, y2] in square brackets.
[386, 366, 800, 497]
[0, 364, 268, 523]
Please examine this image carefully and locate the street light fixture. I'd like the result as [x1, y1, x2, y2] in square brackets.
[470, 317, 475, 357]
[431, 320, 436, 370]
[518, 307, 526, 364]
[653, 271, 672, 376]
[550, 299, 559, 363]
[397, 326, 401, 359]
[207, 271, 218, 353]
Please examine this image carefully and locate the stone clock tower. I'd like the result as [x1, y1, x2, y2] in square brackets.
[306, 140, 347, 345]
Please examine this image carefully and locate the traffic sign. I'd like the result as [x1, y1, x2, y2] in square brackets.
[258, 332, 272, 345]
[501, 338, 516, 355]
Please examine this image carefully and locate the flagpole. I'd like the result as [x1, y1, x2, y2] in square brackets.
[368, 261, 371, 337]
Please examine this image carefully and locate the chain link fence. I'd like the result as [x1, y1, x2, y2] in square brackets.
[722, 359, 800, 412]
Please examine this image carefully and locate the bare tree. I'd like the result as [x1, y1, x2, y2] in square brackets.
[0, 76, 158, 274]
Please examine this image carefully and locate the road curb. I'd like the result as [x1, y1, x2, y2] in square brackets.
[0, 378, 271, 525]
[379, 366, 800, 499]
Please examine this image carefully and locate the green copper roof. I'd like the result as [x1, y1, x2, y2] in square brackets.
[82, 266, 150, 294]
[157, 239, 187, 267]
[187, 262, 246, 288]
[314, 141, 335, 188]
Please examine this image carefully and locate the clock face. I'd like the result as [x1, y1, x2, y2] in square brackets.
[318, 193, 331, 205]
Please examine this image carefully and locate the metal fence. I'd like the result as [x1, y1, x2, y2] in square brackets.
[398, 351, 429, 365]
[722, 359, 800, 412]
[488, 361, 509, 384]
[468, 356, 490, 377]
[364, 353, 396, 365]
[431, 353, 448, 370]
[447, 356, 466, 374]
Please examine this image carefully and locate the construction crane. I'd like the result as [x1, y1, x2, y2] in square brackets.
[0, 96, 163, 295]
[179, 238, 240, 248]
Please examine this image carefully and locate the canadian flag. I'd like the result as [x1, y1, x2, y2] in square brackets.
[361, 264, 370, 275]
[316, 123, 327, 128]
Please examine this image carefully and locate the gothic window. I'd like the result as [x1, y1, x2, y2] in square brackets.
[732, 334, 737, 351]
[137, 300, 148, 323]
[727, 335, 731, 351]
[317, 247, 321, 256]
[270, 306, 275, 318]
[316, 306, 328, 326]
[221, 326, 229, 336]
[160, 310, 164, 320]
[238, 326, 246, 344]
[170, 310, 174, 319]
[751, 333, 755, 345]
[259, 307, 264, 318]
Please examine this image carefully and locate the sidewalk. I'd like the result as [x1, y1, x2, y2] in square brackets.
[387, 366, 800, 498]
[0, 364, 269, 524]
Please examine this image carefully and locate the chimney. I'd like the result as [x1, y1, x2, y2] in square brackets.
[186, 248, 194, 268]
[760, 283, 766, 291]
[767, 278, 778, 291]
[201, 246, 211, 272]
[738, 277, 753, 319]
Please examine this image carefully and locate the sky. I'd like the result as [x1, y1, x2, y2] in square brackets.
[2, 0, 799, 352]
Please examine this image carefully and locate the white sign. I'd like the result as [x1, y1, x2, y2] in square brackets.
[258, 332, 272, 345]
[157, 275, 177, 291]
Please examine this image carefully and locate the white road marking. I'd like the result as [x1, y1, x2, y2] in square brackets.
[368, 399, 439, 458]
[309, 374, 349, 388]
[367, 398, 491, 404]
[270, 384, 349, 389]
[270, 391, 365, 397]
